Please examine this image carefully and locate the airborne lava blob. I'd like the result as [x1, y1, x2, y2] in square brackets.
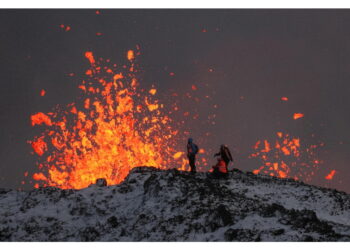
[325, 170, 337, 180]
[29, 49, 189, 189]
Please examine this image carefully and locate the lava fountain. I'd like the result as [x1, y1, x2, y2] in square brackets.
[29, 48, 188, 189]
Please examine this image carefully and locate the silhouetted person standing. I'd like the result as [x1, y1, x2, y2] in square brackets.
[214, 144, 233, 169]
[187, 138, 199, 173]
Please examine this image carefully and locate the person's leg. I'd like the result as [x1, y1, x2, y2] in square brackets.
[190, 155, 196, 173]
[189, 155, 194, 172]
[193, 156, 196, 173]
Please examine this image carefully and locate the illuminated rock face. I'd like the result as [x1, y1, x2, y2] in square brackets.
[0, 167, 350, 241]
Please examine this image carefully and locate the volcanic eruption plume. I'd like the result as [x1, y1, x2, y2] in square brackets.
[27, 48, 335, 190]
[29, 48, 190, 189]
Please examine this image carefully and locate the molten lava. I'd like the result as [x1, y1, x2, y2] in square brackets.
[293, 113, 304, 120]
[29, 49, 189, 189]
[325, 170, 336, 180]
[60, 24, 71, 32]
[250, 132, 323, 181]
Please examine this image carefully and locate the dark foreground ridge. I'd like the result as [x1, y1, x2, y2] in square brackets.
[1, 167, 350, 241]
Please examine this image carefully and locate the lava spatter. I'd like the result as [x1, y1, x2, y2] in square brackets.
[250, 132, 323, 182]
[29, 49, 189, 189]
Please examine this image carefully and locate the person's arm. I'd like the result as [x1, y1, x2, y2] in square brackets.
[214, 152, 220, 157]
[227, 148, 233, 161]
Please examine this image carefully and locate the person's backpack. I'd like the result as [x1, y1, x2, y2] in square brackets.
[223, 146, 233, 161]
[194, 144, 199, 154]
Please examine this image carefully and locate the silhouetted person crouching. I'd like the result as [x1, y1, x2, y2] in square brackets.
[214, 144, 233, 169]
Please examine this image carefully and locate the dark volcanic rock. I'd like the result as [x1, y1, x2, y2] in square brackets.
[80, 227, 100, 241]
[96, 178, 107, 187]
[0, 166, 349, 241]
[215, 204, 233, 226]
[224, 229, 259, 241]
[107, 216, 119, 228]
[0, 227, 12, 241]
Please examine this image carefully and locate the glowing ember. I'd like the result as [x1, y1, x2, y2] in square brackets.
[40, 89, 46, 96]
[29, 49, 189, 189]
[173, 152, 183, 159]
[31, 112, 52, 126]
[127, 50, 135, 61]
[60, 24, 71, 32]
[250, 132, 323, 181]
[293, 113, 304, 120]
[325, 170, 336, 180]
[281, 97, 288, 101]
[149, 89, 157, 95]
[85, 51, 95, 64]
[31, 136, 47, 156]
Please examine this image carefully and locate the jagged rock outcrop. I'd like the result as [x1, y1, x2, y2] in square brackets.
[0, 167, 349, 241]
[96, 178, 107, 187]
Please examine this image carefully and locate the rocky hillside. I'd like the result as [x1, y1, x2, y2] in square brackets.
[0, 167, 350, 241]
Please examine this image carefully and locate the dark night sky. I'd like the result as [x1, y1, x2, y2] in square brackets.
[0, 9, 349, 192]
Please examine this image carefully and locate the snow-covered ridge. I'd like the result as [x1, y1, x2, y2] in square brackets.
[0, 167, 349, 241]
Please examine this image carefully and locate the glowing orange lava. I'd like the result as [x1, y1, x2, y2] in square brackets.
[250, 132, 323, 181]
[325, 170, 336, 180]
[127, 50, 135, 61]
[29, 49, 189, 189]
[293, 113, 304, 120]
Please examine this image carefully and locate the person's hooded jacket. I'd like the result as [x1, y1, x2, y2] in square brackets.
[187, 138, 199, 157]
